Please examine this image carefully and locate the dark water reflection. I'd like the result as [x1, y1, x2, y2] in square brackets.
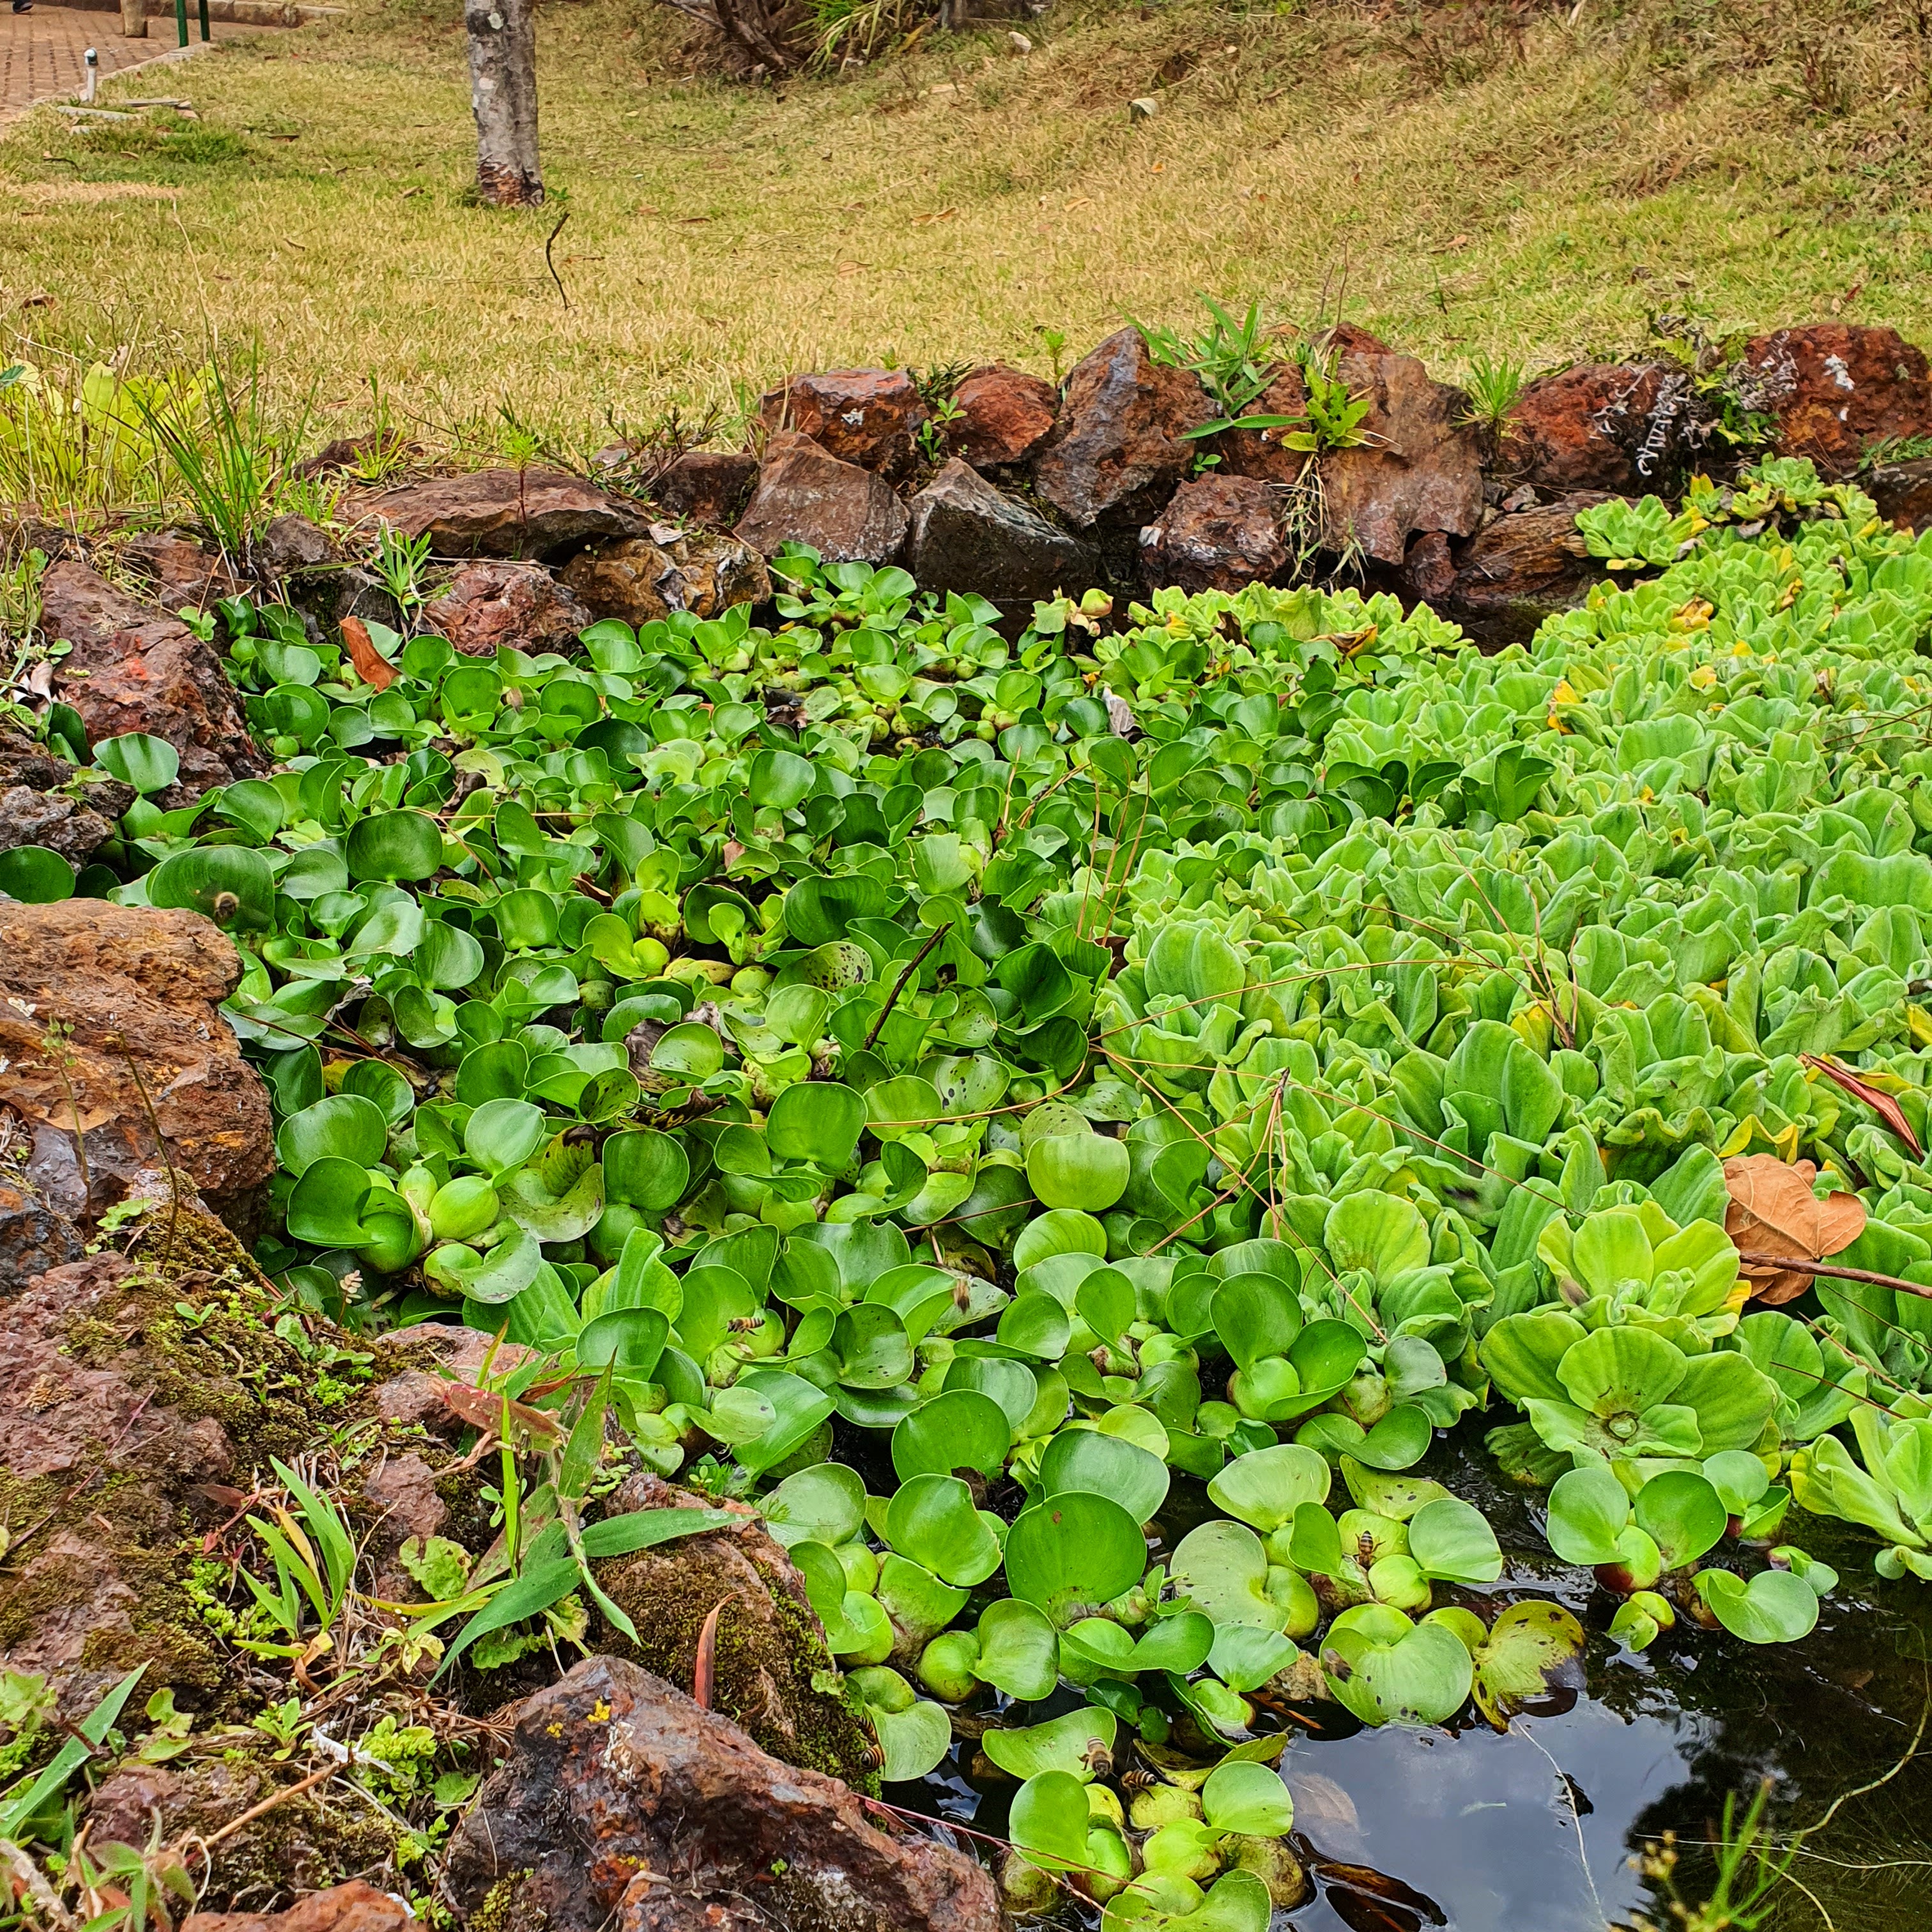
[896, 1427, 1932, 1931]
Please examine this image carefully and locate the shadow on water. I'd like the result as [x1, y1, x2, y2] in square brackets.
[893, 1426, 1932, 1932]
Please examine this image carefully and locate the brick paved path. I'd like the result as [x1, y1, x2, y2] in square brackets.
[0, 6, 256, 126]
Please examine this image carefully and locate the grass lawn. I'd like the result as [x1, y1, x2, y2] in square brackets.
[3, 0, 1931, 458]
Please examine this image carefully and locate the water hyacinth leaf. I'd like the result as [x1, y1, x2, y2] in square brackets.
[446, 1225, 543, 1305]
[973, 1598, 1061, 1701]
[1171, 1520, 1284, 1630]
[767, 1080, 865, 1170]
[1010, 1769, 1094, 1872]
[1407, 1498, 1503, 1584]
[576, 1307, 668, 1377]
[1470, 1602, 1586, 1729]
[1322, 1616, 1473, 1728]
[464, 1098, 548, 1179]
[604, 1129, 690, 1212]
[0, 845, 75, 903]
[1206, 1623, 1298, 1695]
[95, 732, 180, 795]
[996, 1292, 1073, 1360]
[145, 845, 274, 928]
[891, 1390, 1011, 1481]
[1206, 1443, 1331, 1533]
[871, 1697, 953, 1782]
[284, 1155, 374, 1246]
[1633, 1471, 1728, 1569]
[346, 808, 444, 882]
[1706, 1448, 1776, 1516]
[1028, 1130, 1131, 1211]
[1004, 1492, 1148, 1623]
[1038, 1429, 1170, 1526]
[877, 1554, 970, 1647]
[831, 1303, 916, 1390]
[1129, 1611, 1215, 1675]
[1692, 1567, 1821, 1644]
[275, 1092, 388, 1176]
[941, 1355, 1038, 1434]
[884, 1475, 1002, 1587]
[981, 1705, 1119, 1782]
[1212, 1273, 1303, 1369]
[1200, 1759, 1293, 1836]
[1074, 1268, 1138, 1346]
[761, 1461, 868, 1549]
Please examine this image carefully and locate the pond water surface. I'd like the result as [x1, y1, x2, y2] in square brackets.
[894, 1428, 1932, 1931]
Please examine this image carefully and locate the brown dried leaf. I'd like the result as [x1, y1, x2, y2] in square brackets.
[438, 1379, 564, 1446]
[1722, 1154, 1867, 1306]
[340, 615, 397, 693]
[1804, 1053, 1925, 1158]
[693, 1598, 726, 1711]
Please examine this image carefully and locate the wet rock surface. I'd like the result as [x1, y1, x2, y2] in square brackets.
[37, 560, 270, 806]
[735, 431, 910, 565]
[1440, 491, 1614, 643]
[904, 457, 1098, 611]
[1140, 471, 1288, 592]
[1867, 454, 1932, 531]
[444, 1655, 1000, 1932]
[183, 1881, 417, 1932]
[0, 900, 276, 1232]
[422, 560, 594, 655]
[1032, 327, 1213, 528]
[649, 448, 761, 528]
[560, 528, 771, 625]
[0, 722, 132, 866]
[345, 470, 652, 562]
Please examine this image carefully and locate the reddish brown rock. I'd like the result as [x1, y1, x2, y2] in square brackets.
[421, 561, 592, 656]
[346, 469, 651, 562]
[1499, 363, 1704, 494]
[759, 369, 927, 481]
[115, 530, 238, 608]
[255, 514, 339, 578]
[0, 900, 275, 1232]
[560, 531, 770, 627]
[1737, 324, 1932, 478]
[947, 364, 1060, 469]
[734, 431, 909, 565]
[650, 448, 761, 527]
[183, 1882, 416, 1932]
[1140, 473, 1287, 592]
[1318, 342, 1485, 566]
[904, 457, 1100, 611]
[1215, 362, 1312, 486]
[1031, 328, 1213, 528]
[1441, 492, 1614, 645]
[444, 1657, 1000, 1932]
[37, 561, 269, 806]
[1401, 527, 1459, 604]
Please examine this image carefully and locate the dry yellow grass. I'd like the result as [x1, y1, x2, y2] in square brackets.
[3, 0, 1931, 457]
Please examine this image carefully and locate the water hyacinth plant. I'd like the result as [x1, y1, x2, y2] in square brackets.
[27, 460, 1932, 1910]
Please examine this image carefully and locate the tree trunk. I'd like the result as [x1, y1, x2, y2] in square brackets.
[121, 0, 148, 40]
[466, 0, 542, 208]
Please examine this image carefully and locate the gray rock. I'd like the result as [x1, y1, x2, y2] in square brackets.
[905, 459, 1100, 610]
[1031, 328, 1211, 530]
